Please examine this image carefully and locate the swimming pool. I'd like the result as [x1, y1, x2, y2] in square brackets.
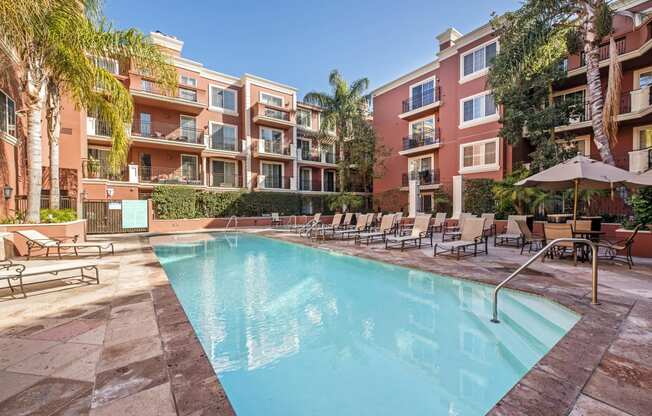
[152, 232, 578, 416]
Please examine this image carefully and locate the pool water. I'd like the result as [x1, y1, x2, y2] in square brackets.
[152, 233, 578, 416]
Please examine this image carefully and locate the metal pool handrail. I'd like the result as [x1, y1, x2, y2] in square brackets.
[225, 215, 238, 232]
[491, 238, 599, 323]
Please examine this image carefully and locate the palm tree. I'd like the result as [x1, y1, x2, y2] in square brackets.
[303, 70, 370, 191]
[1, 0, 175, 221]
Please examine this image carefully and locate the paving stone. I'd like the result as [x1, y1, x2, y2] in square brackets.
[68, 323, 107, 345]
[104, 316, 159, 346]
[173, 376, 235, 416]
[92, 354, 168, 409]
[89, 383, 176, 416]
[569, 394, 631, 416]
[0, 337, 59, 369]
[0, 377, 92, 416]
[110, 292, 151, 308]
[7, 343, 100, 377]
[28, 319, 105, 342]
[52, 347, 102, 382]
[97, 335, 163, 372]
[0, 371, 43, 403]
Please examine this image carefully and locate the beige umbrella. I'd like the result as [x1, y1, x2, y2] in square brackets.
[627, 169, 652, 187]
[516, 155, 639, 228]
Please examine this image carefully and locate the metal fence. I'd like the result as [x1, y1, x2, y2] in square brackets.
[82, 200, 148, 234]
[15, 196, 77, 213]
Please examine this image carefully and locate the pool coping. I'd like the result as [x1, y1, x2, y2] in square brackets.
[145, 230, 648, 416]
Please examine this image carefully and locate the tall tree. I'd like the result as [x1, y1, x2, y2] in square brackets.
[303, 70, 371, 191]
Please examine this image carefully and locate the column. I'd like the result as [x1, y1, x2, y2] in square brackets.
[202, 157, 208, 187]
[452, 175, 463, 219]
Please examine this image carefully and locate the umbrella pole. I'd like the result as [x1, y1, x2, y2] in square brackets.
[573, 179, 579, 230]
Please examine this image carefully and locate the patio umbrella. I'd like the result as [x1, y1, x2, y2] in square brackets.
[516, 155, 638, 228]
[627, 169, 652, 187]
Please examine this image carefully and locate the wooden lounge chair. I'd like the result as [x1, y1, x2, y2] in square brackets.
[597, 224, 641, 269]
[431, 212, 447, 233]
[385, 214, 432, 251]
[355, 213, 395, 245]
[16, 230, 115, 260]
[543, 223, 577, 266]
[434, 217, 487, 259]
[0, 258, 99, 298]
[515, 219, 545, 255]
[442, 213, 473, 241]
[494, 215, 526, 247]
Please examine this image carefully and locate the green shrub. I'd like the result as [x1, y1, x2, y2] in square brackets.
[327, 192, 364, 212]
[40, 208, 77, 223]
[196, 191, 244, 218]
[152, 186, 199, 220]
[627, 187, 652, 229]
[464, 179, 496, 216]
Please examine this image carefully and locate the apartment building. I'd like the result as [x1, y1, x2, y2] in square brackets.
[372, 0, 652, 216]
[0, 31, 346, 218]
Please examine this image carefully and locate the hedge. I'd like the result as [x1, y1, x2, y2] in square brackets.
[463, 179, 496, 216]
[151, 186, 336, 220]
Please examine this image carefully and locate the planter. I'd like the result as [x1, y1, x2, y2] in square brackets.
[615, 227, 652, 258]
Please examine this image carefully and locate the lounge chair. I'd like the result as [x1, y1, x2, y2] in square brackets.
[481, 213, 496, 237]
[16, 230, 115, 260]
[431, 212, 447, 233]
[385, 214, 432, 251]
[515, 219, 545, 255]
[0, 258, 99, 298]
[494, 215, 526, 247]
[442, 213, 473, 241]
[340, 212, 354, 229]
[543, 223, 577, 265]
[331, 214, 371, 239]
[392, 212, 404, 234]
[311, 213, 343, 240]
[434, 217, 487, 259]
[596, 223, 641, 269]
[355, 213, 395, 245]
[270, 213, 283, 228]
[290, 213, 321, 233]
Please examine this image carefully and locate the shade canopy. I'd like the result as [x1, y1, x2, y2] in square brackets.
[516, 155, 638, 191]
[627, 169, 652, 187]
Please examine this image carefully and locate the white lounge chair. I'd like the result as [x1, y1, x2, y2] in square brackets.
[332, 214, 371, 239]
[385, 214, 432, 251]
[434, 217, 488, 259]
[442, 213, 474, 241]
[0, 258, 99, 298]
[494, 215, 526, 247]
[310, 213, 343, 240]
[16, 230, 115, 260]
[355, 213, 395, 245]
[431, 212, 447, 233]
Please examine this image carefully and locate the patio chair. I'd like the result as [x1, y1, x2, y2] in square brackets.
[494, 215, 526, 247]
[0, 258, 99, 298]
[543, 223, 577, 266]
[385, 214, 433, 251]
[332, 214, 370, 239]
[270, 213, 283, 228]
[596, 223, 641, 269]
[392, 212, 404, 235]
[572, 220, 593, 232]
[15, 230, 115, 260]
[431, 212, 447, 234]
[311, 213, 343, 240]
[340, 212, 354, 229]
[515, 219, 545, 255]
[442, 213, 473, 241]
[434, 217, 488, 259]
[481, 213, 496, 237]
[290, 213, 321, 233]
[355, 213, 395, 245]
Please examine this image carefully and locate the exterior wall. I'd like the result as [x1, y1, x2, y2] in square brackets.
[0, 219, 87, 256]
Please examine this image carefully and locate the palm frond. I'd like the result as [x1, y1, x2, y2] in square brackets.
[602, 36, 621, 146]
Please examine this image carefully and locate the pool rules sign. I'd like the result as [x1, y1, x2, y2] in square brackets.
[121, 200, 148, 229]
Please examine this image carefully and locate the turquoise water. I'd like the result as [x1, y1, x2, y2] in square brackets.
[152, 233, 578, 416]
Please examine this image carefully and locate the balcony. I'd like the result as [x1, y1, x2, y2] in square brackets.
[297, 148, 338, 165]
[402, 169, 441, 188]
[399, 86, 441, 120]
[256, 139, 294, 160]
[86, 117, 114, 139]
[399, 128, 441, 156]
[252, 102, 295, 129]
[209, 173, 242, 188]
[82, 160, 128, 181]
[628, 147, 652, 174]
[130, 81, 204, 114]
[132, 121, 205, 148]
[579, 37, 626, 66]
[257, 175, 293, 190]
[139, 166, 203, 186]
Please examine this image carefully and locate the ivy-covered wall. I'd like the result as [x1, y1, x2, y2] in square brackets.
[151, 186, 336, 220]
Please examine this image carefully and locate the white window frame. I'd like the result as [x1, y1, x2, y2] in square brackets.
[259, 91, 284, 108]
[180, 154, 199, 178]
[210, 158, 238, 186]
[260, 161, 285, 187]
[552, 86, 587, 124]
[297, 108, 312, 129]
[260, 126, 284, 142]
[408, 115, 436, 137]
[180, 74, 197, 87]
[634, 124, 652, 150]
[298, 137, 311, 157]
[458, 137, 500, 174]
[459, 39, 498, 84]
[459, 90, 499, 129]
[408, 76, 437, 105]
[408, 155, 434, 172]
[208, 121, 239, 152]
[634, 66, 652, 89]
[208, 84, 238, 114]
[93, 56, 119, 75]
[299, 167, 312, 190]
[0, 87, 17, 140]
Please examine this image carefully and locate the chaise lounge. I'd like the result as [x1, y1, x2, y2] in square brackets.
[385, 214, 432, 251]
[16, 230, 115, 259]
[434, 217, 487, 259]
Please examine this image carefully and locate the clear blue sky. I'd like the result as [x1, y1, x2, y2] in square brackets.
[103, 0, 521, 98]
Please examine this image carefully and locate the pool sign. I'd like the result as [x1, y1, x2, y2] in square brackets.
[122, 200, 148, 229]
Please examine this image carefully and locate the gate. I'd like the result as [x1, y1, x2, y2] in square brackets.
[83, 200, 149, 234]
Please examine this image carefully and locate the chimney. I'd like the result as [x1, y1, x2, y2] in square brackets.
[436, 28, 462, 52]
[149, 31, 184, 56]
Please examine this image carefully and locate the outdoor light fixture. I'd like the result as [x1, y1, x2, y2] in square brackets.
[3, 184, 13, 200]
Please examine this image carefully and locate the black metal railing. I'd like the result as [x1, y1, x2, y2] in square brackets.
[15, 196, 78, 213]
[299, 177, 321, 191]
[401, 86, 440, 113]
[401, 169, 441, 187]
[263, 175, 292, 189]
[82, 160, 128, 181]
[132, 82, 200, 103]
[132, 121, 204, 144]
[264, 107, 291, 121]
[580, 38, 626, 66]
[139, 166, 202, 185]
[402, 128, 441, 150]
[210, 173, 240, 188]
[208, 138, 238, 152]
[262, 140, 292, 155]
[87, 118, 113, 137]
[297, 149, 321, 162]
[553, 89, 646, 127]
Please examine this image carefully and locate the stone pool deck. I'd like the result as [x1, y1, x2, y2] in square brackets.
[0, 228, 650, 415]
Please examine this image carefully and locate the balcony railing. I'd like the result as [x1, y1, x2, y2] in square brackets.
[401, 86, 440, 114]
[402, 128, 441, 150]
[132, 82, 200, 103]
[86, 117, 114, 137]
[82, 160, 128, 181]
[580, 37, 626, 66]
[628, 146, 652, 173]
[259, 175, 292, 190]
[208, 138, 238, 152]
[297, 148, 338, 164]
[139, 166, 203, 185]
[553, 88, 651, 127]
[299, 177, 320, 191]
[132, 121, 204, 145]
[209, 173, 241, 188]
[253, 102, 295, 126]
[402, 169, 441, 187]
[259, 139, 292, 156]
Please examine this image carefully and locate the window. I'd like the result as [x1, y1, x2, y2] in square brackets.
[297, 109, 312, 128]
[324, 171, 336, 192]
[410, 117, 435, 139]
[180, 116, 197, 143]
[261, 128, 283, 154]
[323, 143, 336, 164]
[559, 136, 590, 156]
[638, 70, 652, 88]
[180, 75, 197, 87]
[299, 168, 312, 190]
[553, 90, 587, 124]
[260, 92, 283, 107]
[0, 90, 16, 137]
[139, 113, 151, 137]
[462, 41, 497, 78]
[179, 88, 197, 102]
[210, 123, 237, 151]
[460, 138, 499, 172]
[181, 155, 199, 180]
[409, 78, 435, 110]
[209, 85, 237, 112]
[141, 79, 153, 92]
[262, 163, 282, 188]
[211, 160, 237, 187]
[461, 92, 496, 124]
[93, 57, 119, 74]
[298, 138, 311, 159]
[636, 127, 652, 150]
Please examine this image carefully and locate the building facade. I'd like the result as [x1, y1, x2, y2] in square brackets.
[0, 31, 348, 219]
[372, 0, 652, 216]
